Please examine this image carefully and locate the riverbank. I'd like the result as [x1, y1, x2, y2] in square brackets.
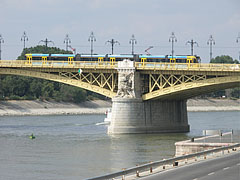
[187, 98, 240, 112]
[0, 98, 239, 116]
[0, 100, 111, 116]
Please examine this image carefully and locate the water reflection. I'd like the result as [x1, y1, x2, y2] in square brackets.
[108, 133, 189, 171]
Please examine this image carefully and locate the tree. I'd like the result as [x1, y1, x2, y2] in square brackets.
[210, 55, 239, 64]
[0, 45, 106, 102]
[209, 55, 240, 98]
[17, 45, 72, 60]
[41, 81, 54, 100]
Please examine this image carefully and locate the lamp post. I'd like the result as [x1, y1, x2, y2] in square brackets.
[129, 34, 137, 55]
[39, 38, 54, 52]
[39, 38, 54, 47]
[105, 39, 120, 55]
[186, 39, 198, 55]
[88, 32, 96, 57]
[64, 34, 71, 51]
[0, 34, 4, 60]
[236, 32, 240, 61]
[169, 32, 177, 58]
[21, 31, 28, 49]
[207, 35, 215, 61]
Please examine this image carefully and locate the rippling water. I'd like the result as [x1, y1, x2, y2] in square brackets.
[0, 112, 239, 179]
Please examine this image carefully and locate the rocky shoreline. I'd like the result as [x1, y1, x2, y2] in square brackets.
[0, 99, 239, 116]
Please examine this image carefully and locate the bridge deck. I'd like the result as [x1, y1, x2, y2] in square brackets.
[0, 60, 239, 73]
[0, 60, 240, 100]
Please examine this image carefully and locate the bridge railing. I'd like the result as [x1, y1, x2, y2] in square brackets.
[135, 62, 240, 71]
[0, 60, 240, 72]
[0, 60, 118, 69]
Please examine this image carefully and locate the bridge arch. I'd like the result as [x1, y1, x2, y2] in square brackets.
[143, 75, 240, 100]
[0, 68, 117, 98]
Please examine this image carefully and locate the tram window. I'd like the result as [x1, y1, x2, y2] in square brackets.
[180, 59, 187, 63]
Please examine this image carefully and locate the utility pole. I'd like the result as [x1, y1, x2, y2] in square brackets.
[88, 32, 96, 57]
[186, 39, 198, 55]
[236, 32, 240, 61]
[0, 34, 4, 60]
[21, 31, 28, 49]
[39, 38, 54, 48]
[207, 35, 215, 61]
[169, 32, 177, 58]
[105, 38, 120, 54]
[129, 34, 137, 55]
[64, 34, 71, 51]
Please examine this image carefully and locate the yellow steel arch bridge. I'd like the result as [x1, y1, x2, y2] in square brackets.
[0, 60, 240, 100]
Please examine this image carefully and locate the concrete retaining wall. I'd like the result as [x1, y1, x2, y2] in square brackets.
[175, 133, 237, 156]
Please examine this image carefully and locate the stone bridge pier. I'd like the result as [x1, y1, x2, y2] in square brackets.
[108, 60, 189, 134]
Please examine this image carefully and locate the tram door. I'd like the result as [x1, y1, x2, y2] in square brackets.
[186, 57, 194, 67]
[68, 57, 74, 65]
[187, 58, 193, 64]
[170, 58, 176, 63]
[98, 57, 104, 65]
[26, 55, 32, 64]
[141, 58, 146, 67]
[110, 57, 115, 66]
[42, 56, 47, 65]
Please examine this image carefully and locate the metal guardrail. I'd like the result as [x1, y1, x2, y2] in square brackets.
[135, 62, 240, 71]
[87, 143, 240, 180]
[0, 60, 240, 72]
[0, 60, 118, 69]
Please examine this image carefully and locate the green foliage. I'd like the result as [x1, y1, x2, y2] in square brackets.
[209, 55, 240, 98]
[210, 55, 239, 64]
[59, 85, 87, 103]
[17, 45, 72, 60]
[0, 46, 105, 102]
[231, 87, 240, 99]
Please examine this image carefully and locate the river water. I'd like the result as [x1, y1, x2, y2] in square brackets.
[0, 111, 239, 179]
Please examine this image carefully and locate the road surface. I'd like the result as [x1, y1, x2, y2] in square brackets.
[140, 151, 240, 180]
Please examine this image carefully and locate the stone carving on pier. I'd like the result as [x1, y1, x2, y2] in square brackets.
[117, 72, 135, 98]
[116, 59, 136, 98]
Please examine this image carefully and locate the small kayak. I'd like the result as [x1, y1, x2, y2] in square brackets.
[29, 134, 35, 139]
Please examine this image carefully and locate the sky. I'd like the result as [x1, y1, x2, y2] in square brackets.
[0, 0, 240, 63]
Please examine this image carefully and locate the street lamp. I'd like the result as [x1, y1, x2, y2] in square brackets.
[88, 32, 96, 57]
[21, 31, 28, 49]
[105, 38, 120, 55]
[169, 32, 177, 58]
[39, 38, 54, 47]
[64, 34, 71, 51]
[0, 34, 4, 60]
[129, 34, 137, 55]
[39, 38, 54, 52]
[236, 32, 240, 61]
[186, 39, 198, 56]
[207, 35, 215, 61]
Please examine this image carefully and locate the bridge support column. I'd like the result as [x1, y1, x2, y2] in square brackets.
[108, 98, 189, 134]
[108, 59, 189, 134]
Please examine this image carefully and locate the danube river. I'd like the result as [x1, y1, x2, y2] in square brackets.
[0, 112, 239, 179]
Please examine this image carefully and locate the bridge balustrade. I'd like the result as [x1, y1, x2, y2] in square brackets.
[135, 62, 240, 71]
[0, 60, 239, 72]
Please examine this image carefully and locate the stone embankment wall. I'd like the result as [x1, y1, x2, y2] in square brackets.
[0, 100, 111, 116]
[187, 98, 240, 111]
[0, 98, 239, 116]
